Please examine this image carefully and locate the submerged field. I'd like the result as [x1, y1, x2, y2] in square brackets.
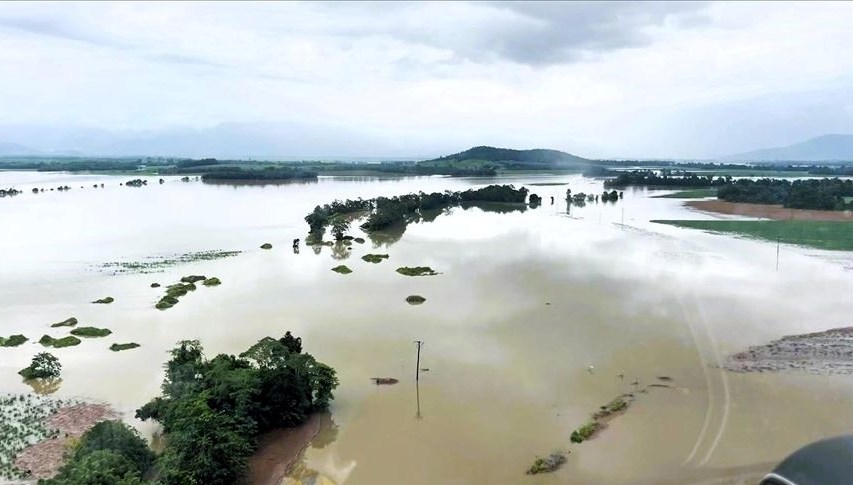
[653, 219, 853, 251]
[0, 170, 851, 483]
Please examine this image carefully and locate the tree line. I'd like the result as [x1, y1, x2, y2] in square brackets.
[305, 185, 530, 239]
[718, 178, 853, 210]
[603, 170, 731, 189]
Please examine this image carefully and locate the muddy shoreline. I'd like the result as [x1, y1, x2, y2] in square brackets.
[724, 326, 853, 374]
[687, 200, 853, 221]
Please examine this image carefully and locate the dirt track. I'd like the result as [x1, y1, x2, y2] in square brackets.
[687, 200, 853, 221]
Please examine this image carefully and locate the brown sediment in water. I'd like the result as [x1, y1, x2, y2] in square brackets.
[14, 403, 118, 479]
[248, 413, 323, 485]
[686, 200, 853, 221]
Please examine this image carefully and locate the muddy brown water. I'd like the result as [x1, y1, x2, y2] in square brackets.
[0, 172, 851, 484]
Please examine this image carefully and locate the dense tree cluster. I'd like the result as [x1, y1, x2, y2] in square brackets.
[200, 166, 317, 182]
[135, 333, 337, 484]
[604, 170, 731, 188]
[600, 190, 621, 202]
[718, 178, 853, 210]
[305, 185, 530, 237]
[44, 421, 154, 484]
[18, 352, 61, 380]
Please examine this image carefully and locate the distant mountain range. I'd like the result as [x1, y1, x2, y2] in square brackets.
[724, 134, 853, 162]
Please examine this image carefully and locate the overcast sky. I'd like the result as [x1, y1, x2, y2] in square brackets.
[0, 1, 851, 159]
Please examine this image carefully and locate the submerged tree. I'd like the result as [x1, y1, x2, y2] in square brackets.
[18, 352, 61, 380]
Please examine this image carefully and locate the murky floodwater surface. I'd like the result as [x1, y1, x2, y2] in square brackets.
[1, 171, 851, 484]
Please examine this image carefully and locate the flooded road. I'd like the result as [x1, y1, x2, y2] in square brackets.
[1, 171, 851, 484]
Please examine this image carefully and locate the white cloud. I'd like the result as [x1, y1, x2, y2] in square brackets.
[0, 1, 850, 158]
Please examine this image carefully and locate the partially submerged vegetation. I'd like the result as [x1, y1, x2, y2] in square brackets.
[526, 452, 568, 475]
[50, 317, 78, 328]
[0, 334, 28, 347]
[110, 342, 141, 352]
[70, 327, 112, 338]
[570, 421, 601, 443]
[331, 265, 353, 274]
[653, 220, 853, 251]
[39, 335, 82, 348]
[361, 253, 389, 263]
[396, 266, 439, 276]
[99, 249, 241, 275]
[717, 178, 853, 210]
[725, 326, 853, 374]
[18, 352, 62, 380]
[406, 295, 427, 305]
[91, 296, 114, 304]
[134, 334, 338, 484]
[260, 242, 273, 249]
[200, 166, 318, 182]
[653, 188, 718, 199]
[202, 277, 221, 286]
[155, 275, 220, 309]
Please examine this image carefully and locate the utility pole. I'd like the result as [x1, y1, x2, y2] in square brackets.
[621, 207, 625, 226]
[776, 236, 780, 271]
[414, 340, 424, 381]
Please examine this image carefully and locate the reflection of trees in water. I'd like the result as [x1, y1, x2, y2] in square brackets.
[368, 224, 406, 248]
[311, 412, 339, 450]
[330, 242, 352, 260]
[25, 377, 62, 395]
[417, 207, 452, 223]
[459, 201, 528, 214]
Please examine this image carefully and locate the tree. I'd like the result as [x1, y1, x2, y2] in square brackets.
[18, 352, 61, 380]
[44, 450, 144, 485]
[73, 421, 154, 476]
[330, 216, 350, 241]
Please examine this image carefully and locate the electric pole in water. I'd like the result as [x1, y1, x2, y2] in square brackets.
[414, 340, 424, 381]
[776, 236, 780, 270]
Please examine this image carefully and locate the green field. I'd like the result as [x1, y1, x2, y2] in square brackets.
[653, 188, 718, 199]
[652, 220, 853, 251]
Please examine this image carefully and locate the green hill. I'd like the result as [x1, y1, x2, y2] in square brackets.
[421, 146, 590, 170]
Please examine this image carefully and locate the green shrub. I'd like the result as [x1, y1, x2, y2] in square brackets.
[18, 352, 61, 379]
[396, 266, 438, 276]
[570, 421, 600, 443]
[0, 334, 28, 347]
[51, 317, 78, 328]
[110, 343, 141, 352]
[71, 327, 112, 338]
[331, 265, 353, 274]
[361, 254, 389, 263]
[39, 335, 81, 348]
[202, 277, 221, 286]
[526, 452, 567, 474]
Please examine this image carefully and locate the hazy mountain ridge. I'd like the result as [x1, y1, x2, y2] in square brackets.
[725, 134, 853, 162]
[427, 145, 590, 166]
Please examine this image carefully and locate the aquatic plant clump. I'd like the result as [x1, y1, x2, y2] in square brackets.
[110, 343, 140, 352]
[592, 397, 629, 420]
[91, 297, 114, 304]
[406, 295, 426, 305]
[396, 266, 439, 276]
[260, 243, 273, 249]
[202, 277, 221, 286]
[180, 275, 207, 283]
[0, 393, 80, 480]
[50, 317, 78, 328]
[361, 254, 389, 263]
[526, 452, 567, 475]
[0, 334, 28, 347]
[331, 265, 353, 274]
[70, 327, 112, 338]
[570, 421, 601, 443]
[39, 335, 82, 348]
[98, 249, 242, 275]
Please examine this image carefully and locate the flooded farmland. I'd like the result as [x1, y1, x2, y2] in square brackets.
[1, 171, 851, 484]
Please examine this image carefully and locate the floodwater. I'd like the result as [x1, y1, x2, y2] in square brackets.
[1, 171, 852, 484]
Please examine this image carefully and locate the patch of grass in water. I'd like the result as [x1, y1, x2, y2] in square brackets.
[110, 343, 140, 352]
[653, 219, 853, 251]
[260, 243, 273, 249]
[91, 296, 114, 304]
[202, 277, 221, 286]
[0, 334, 28, 347]
[331, 265, 353, 274]
[592, 397, 628, 420]
[150, 282, 161, 288]
[39, 335, 81, 348]
[180, 275, 206, 283]
[526, 452, 567, 474]
[70, 327, 112, 338]
[361, 254, 389, 264]
[652, 188, 717, 199]
[396, 266, 439, 276]
[50, 317, 78, 328]
[570, 421, 600, 443]
[406, 295, 426, 305]
[98, 249, 241, 275]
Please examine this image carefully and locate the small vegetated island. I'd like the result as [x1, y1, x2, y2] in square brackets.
[304, 184, 530, 243]
[126, 332, 338, 484]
